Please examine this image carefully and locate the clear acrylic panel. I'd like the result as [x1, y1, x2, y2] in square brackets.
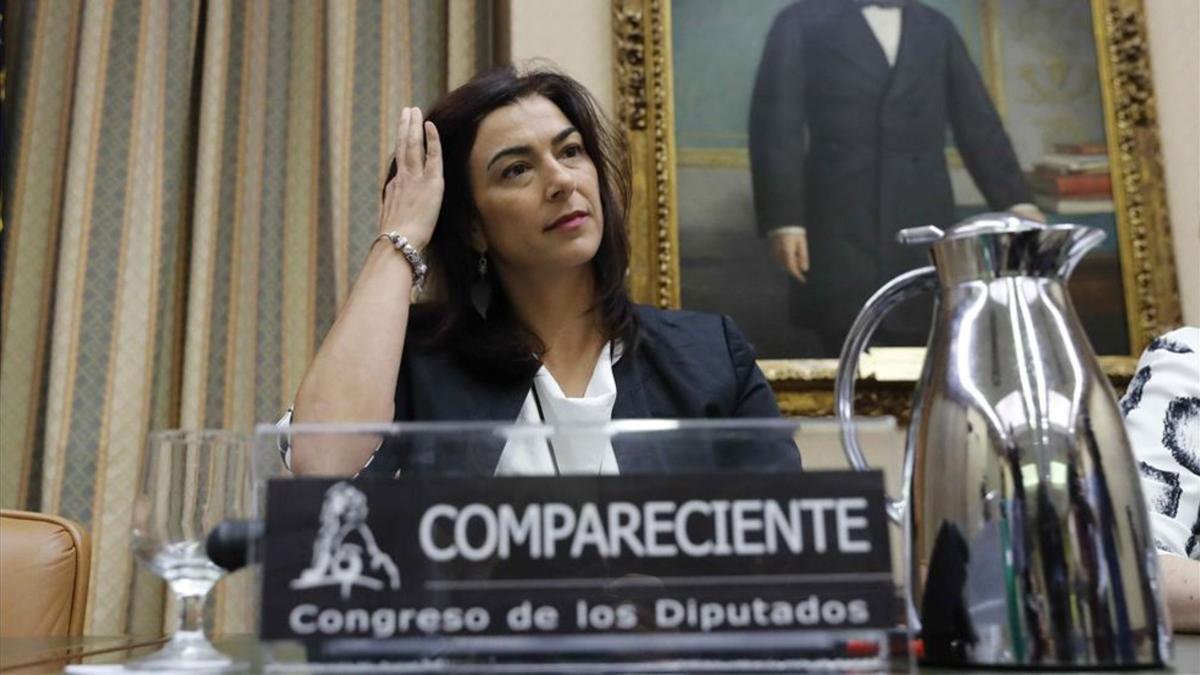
[245, 419, 908, 673]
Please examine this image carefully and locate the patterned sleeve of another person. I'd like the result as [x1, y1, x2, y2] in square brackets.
[1121, 326, 1200, 559]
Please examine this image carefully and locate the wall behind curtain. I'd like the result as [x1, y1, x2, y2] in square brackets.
[0, 0, 491, 636]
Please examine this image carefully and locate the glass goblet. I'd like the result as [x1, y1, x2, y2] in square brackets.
[128, 429, 251, 671]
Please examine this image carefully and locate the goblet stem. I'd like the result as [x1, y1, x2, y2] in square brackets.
[176, 592, 207, 635]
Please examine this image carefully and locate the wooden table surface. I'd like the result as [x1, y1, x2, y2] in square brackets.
[2, 633, 1196, 673]
[0, 635, 167, 673]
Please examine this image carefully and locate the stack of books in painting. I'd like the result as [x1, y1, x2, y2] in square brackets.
[1030, 142, 1113, 215]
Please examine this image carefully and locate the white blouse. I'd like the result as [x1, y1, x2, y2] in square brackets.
[494, 342, 619, 476]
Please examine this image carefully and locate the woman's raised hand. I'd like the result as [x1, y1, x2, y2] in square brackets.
[379, 107, 443, 250]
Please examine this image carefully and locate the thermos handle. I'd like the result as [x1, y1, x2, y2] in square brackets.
[835, 266, 939, 525]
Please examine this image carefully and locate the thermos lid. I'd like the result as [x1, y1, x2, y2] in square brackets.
[896, 213, 1072, 246]
[897, 212, 1105, 280]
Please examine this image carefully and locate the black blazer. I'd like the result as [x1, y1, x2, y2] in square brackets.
[748, 0, 1031, 345]
[366, 306, 801, 476]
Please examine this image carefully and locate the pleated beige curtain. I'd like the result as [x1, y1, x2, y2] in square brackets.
[0, 0, 492, 636]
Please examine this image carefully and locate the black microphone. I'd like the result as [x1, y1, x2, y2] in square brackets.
[205, 519, 265, 572]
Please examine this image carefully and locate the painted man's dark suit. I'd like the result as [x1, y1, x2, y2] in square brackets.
[749, 0, 1031, 354]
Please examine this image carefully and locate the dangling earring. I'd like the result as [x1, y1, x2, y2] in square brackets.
[470, 252, 492, 319]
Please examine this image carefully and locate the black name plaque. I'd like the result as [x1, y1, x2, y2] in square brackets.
[259, 471, 893, 641]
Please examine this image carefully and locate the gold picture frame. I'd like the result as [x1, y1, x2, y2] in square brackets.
[611, 0, 1181, 417]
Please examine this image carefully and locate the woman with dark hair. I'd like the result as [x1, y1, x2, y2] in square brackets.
[288, 67, 798, 477]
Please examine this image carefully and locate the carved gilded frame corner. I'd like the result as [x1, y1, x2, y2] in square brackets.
[611, 0, 1181, 417]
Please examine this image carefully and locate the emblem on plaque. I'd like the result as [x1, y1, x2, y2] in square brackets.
[291, 481, 401, 598]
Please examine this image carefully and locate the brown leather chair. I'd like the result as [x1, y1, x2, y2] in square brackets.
[0, 509, 92, 637]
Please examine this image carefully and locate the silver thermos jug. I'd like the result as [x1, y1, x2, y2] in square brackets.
[835, 214, 1170, 668]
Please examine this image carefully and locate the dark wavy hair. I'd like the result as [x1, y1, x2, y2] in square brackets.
[386, 66, 638, 381]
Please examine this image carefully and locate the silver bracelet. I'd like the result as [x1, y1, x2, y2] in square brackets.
[376, 231, 428, 294]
